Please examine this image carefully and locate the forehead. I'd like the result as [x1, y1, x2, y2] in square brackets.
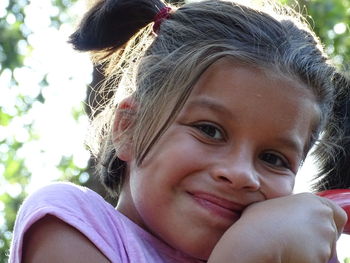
[189, 58, 319, 115]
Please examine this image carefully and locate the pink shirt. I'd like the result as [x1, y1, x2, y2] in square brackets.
[9, 182, 203, 263]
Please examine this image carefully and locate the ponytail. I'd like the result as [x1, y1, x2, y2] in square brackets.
[69, 0, 167, 52]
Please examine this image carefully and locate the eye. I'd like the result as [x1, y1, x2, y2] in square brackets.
[193, 123, 224, 140]
[260, 152, 290, 169]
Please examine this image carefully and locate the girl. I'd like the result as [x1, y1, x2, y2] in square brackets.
[10, 0, 347, 262]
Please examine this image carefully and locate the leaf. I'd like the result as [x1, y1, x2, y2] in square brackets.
[0, 110, 12, 126]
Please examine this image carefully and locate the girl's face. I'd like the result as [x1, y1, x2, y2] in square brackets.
[116, 59, 319, 260]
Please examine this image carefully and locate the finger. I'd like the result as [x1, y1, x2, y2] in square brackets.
[319, 196, 348, 237]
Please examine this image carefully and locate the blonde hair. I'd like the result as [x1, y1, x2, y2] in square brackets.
[70, 0, 337, 197]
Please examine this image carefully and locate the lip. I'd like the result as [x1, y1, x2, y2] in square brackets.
[189, 192, 245, 221]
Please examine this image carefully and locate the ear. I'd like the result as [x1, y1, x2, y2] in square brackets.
[112, 96, 137, 162]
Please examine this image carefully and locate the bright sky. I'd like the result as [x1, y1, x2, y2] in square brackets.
[0, 0, 349, 260]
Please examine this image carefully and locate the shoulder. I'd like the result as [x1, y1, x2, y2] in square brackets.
[10, 182, 123, 263]
[24, 181, 97, 202]
[22, 214, 110, 263]
[19, 182, 94, 206]
[17, 182, 108, 221]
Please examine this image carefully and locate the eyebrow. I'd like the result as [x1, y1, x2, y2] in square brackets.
[186, 97, 234, 119]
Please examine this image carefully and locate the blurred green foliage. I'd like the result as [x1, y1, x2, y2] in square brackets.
[0, 0, 349, 262]
[295, 0, 350, 71]
[0, 0, 28, 74]
[0, 0, 79, 261]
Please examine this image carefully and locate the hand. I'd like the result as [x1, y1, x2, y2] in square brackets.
[208, 193, 347, 263]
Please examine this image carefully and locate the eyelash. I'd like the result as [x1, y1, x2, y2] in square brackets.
[192, 123, 293, 170]
[259, 152, 291, 170]
[192, 122, 225, 141]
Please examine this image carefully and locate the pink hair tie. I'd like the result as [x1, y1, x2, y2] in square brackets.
[153, 7, 172, 33]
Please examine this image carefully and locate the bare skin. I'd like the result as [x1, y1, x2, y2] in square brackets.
[22, 215, 110, 263]
[208, 193, 347, 263]
[115, 59, 323, 259]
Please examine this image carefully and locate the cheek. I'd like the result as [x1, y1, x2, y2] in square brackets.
[130, 136, 204, 198]
[142, 134, 207, 175]
[261, 176, 295, 199]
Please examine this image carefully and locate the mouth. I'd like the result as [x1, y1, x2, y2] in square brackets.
[189, 192, 245, 222]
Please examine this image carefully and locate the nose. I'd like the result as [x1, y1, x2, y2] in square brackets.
[211, 152, 260, 191]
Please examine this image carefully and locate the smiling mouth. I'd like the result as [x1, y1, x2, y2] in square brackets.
[190, 192, 244, 221]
